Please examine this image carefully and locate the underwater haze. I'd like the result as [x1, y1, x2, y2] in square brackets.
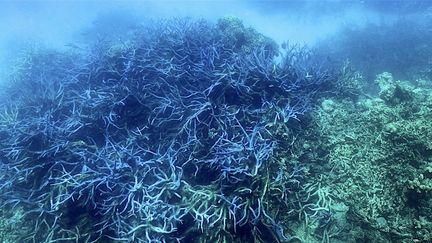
[1, 1, 432, 242]
[0, 0, 404, 81]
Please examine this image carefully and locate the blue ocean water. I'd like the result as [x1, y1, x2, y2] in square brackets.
[0, 1, 431, 242]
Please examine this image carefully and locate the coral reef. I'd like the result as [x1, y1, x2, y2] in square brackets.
[0, 18, 334, 242]
[2, 15, 431, 243]
[313, 72, 432, 242]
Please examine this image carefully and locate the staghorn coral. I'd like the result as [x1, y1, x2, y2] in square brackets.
[0, 18, 334, 242]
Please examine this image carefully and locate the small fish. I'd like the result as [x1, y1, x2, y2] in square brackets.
[65, 43, 83, 50]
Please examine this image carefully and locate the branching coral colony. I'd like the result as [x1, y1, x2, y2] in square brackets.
[0, 18, 335, 242]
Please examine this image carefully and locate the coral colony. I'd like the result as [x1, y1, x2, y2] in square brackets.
[0, 19, 334, 242]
